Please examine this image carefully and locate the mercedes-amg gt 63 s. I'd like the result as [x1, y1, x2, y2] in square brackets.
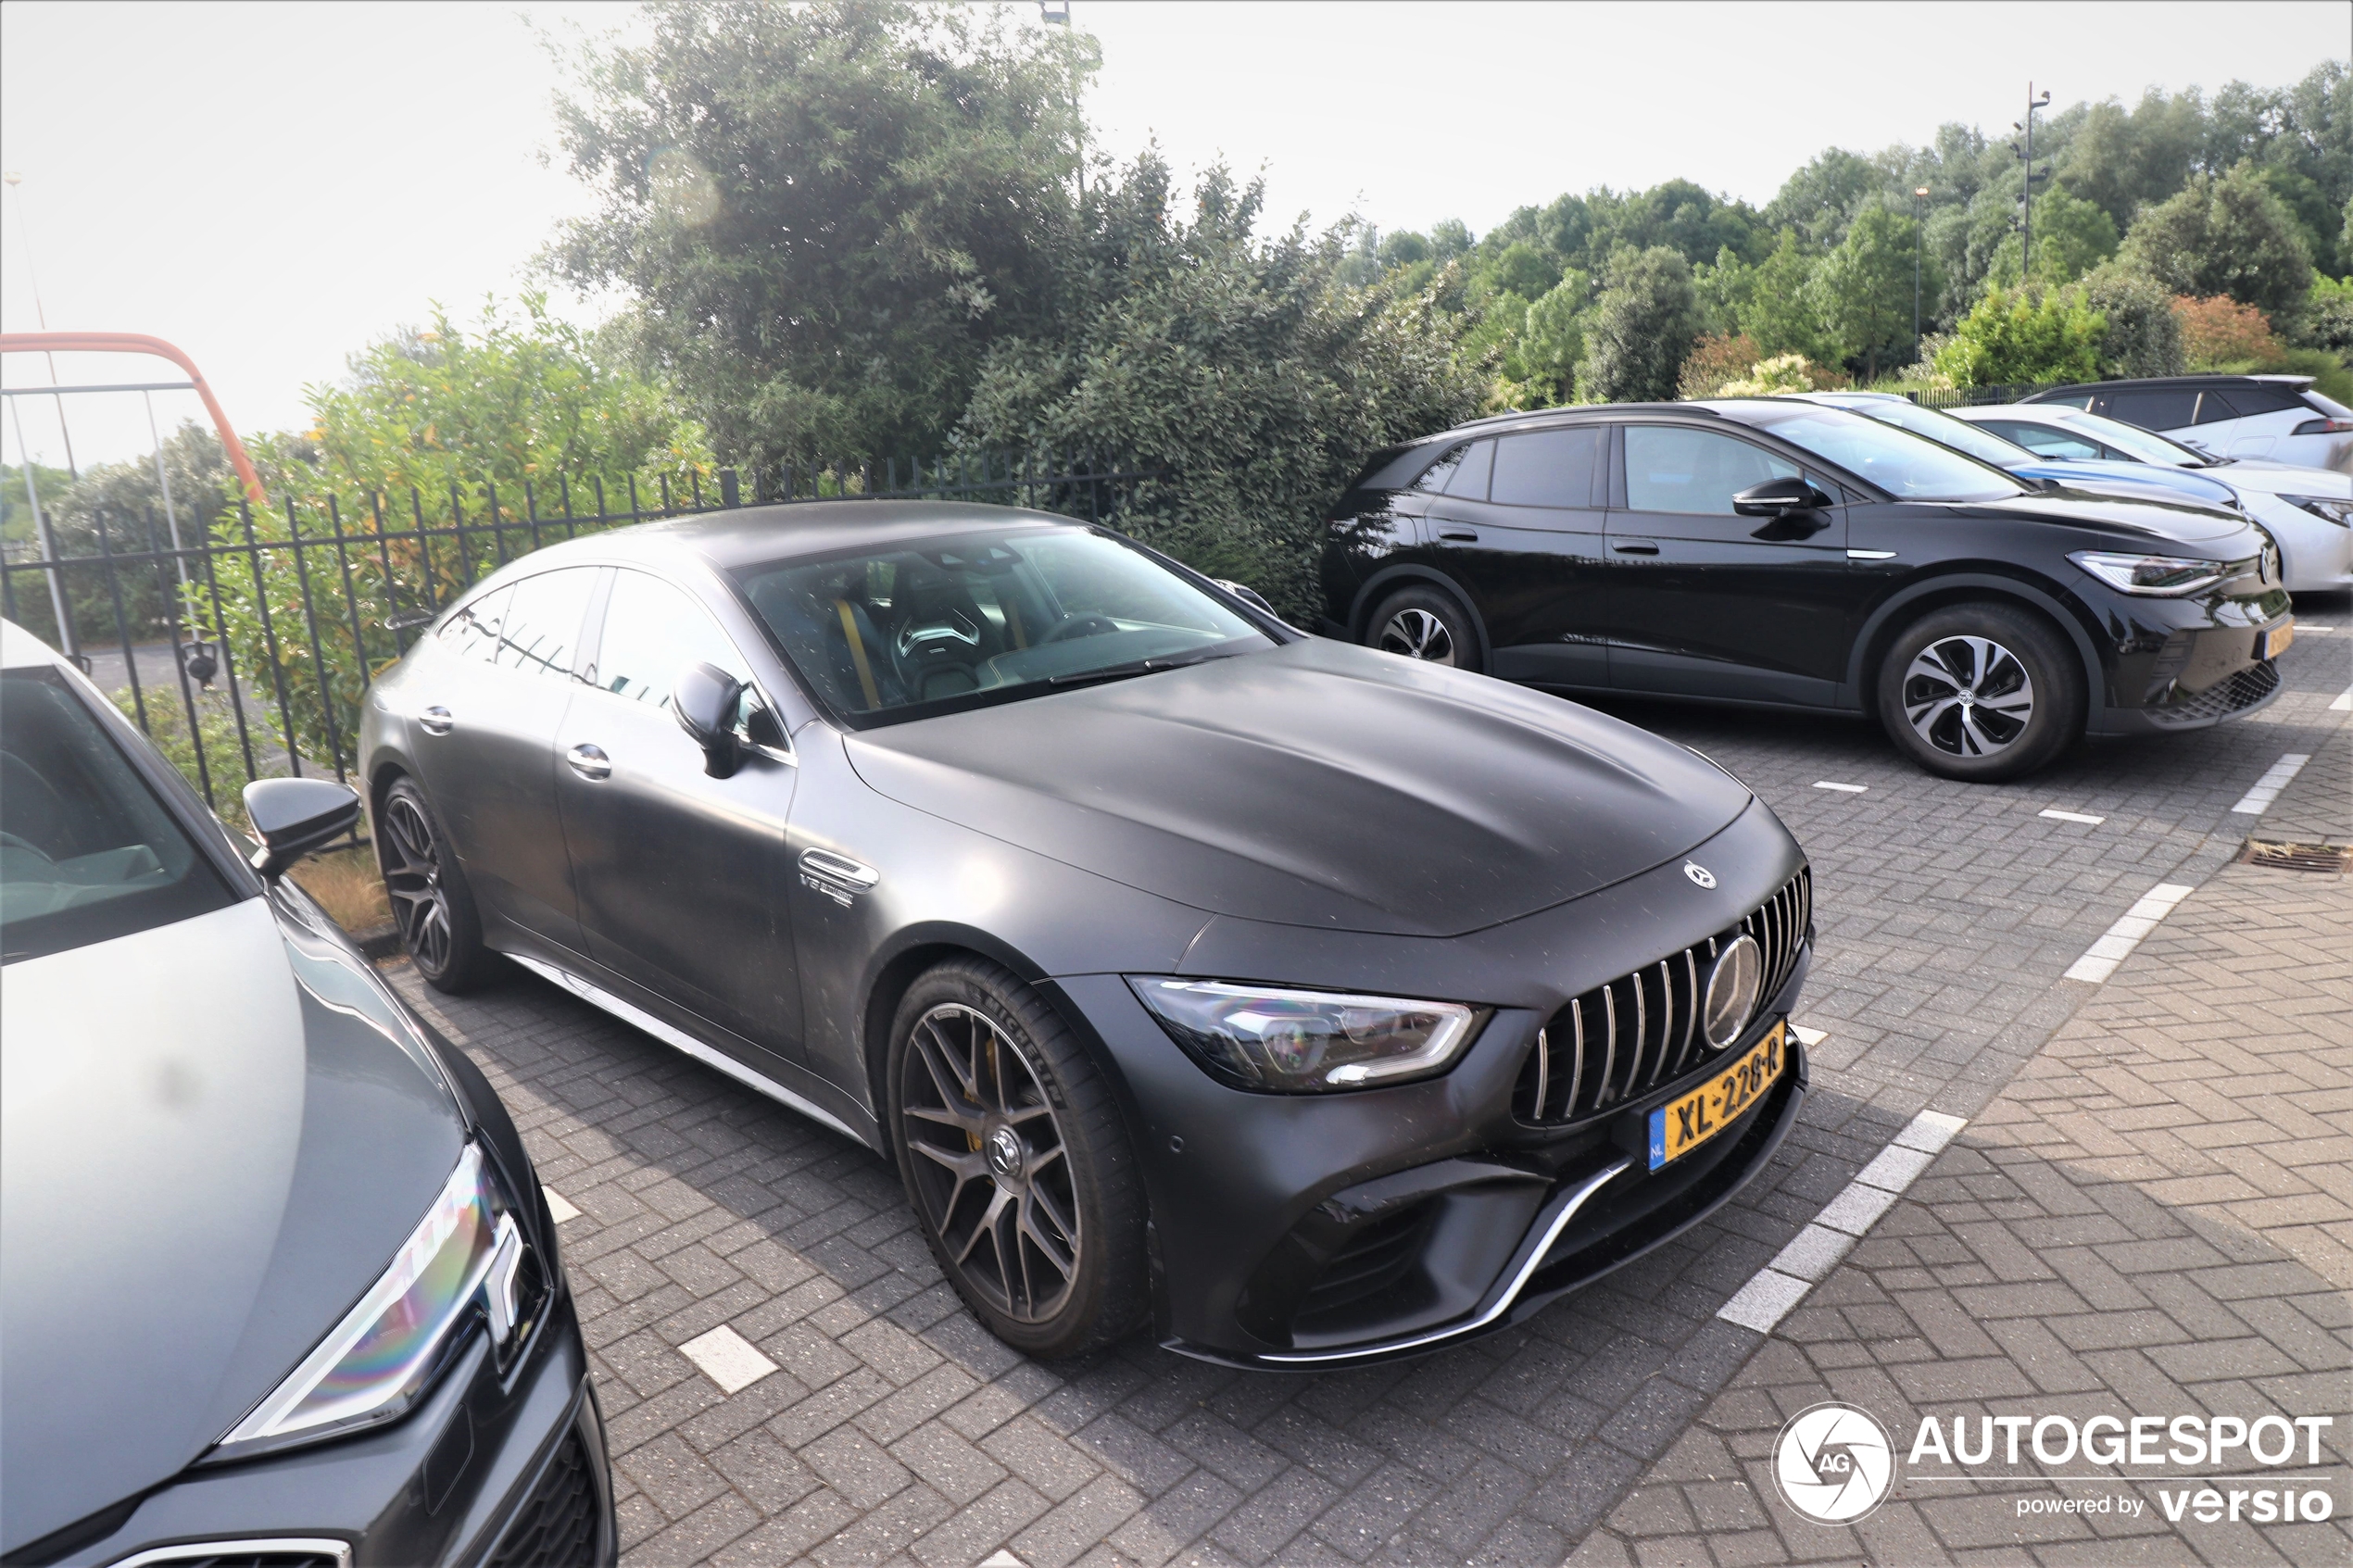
[359, 504, 1813, 1370]
[1, 621, 612, 1567]
[1320, 399, 2295, 781]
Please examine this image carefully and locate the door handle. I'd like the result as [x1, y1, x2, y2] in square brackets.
[1610, 539, 1660, 555]
[419, 705, 454, 735]
[1437, 528, 1478, 542]
[565, 744, 612, 781]
[799, 847, 879, 892]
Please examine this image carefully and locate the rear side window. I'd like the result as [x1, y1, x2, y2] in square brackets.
[493, 568, 599, 681]
[1490, 428, 1604, 508]
[1413, 440, 1493, 499]
[437, 584, 512, 664]
[1, 669, 235, 962]
[2101, 390, 2199, 432]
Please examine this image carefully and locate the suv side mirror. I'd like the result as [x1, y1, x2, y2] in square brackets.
[1732, 476, 1836, 516]
[673, 661, 746, 779]
[243, 777, 362, 880]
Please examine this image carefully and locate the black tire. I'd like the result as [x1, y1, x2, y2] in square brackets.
[1876, 602, 2084, 782]
[887, 958, 1148, 1359]
[1365, 584, 1481, 672]
[375, 776, 497, 993]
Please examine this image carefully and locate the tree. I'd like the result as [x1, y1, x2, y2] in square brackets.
[1932, 287, 2106, 387]
[2117, 161, 2315, 319]
[1676, 332, 1761, 399]
[1736, 232, 1832, 360]
[1766, 149, 1883, 250]
[548, 0, 1092, 465]
[1812, 205, 1930, 380]
[1510, 272, 1591, 406]
[954, 157, 1486, 618]
[2171, 295, 2287, 370]
[1576, 246, 1704, 403]
[2075, 263, 2186, 377]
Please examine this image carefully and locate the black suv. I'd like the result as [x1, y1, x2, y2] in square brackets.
[1319, 400, 2293, 780]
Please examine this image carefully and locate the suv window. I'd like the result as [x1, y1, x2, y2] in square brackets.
[1985, 420, 2102, 460]
[492, 568, 599, 681]
[1, 668, 236, 963]
[1414, 439, 1493, 499]
[2100, 389, 2199, 431]
[437, 583, 512, 664]
[593, 570, 751, 709]
[1490, 428, 1603, 508]
[1624, 426, 1797, 514]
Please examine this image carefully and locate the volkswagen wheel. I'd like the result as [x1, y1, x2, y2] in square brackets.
[1877, 603, 2082, 781]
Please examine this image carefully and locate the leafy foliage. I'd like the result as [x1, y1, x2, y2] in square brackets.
[1575, 247, 1704, 403]
[1676, 332, 1763, 400]
[2076, 263, 2187, 378]
[1811, 206, 1930, 381]
[2117, 162, 2315, 319]
[1932, 287, 2106, 388]
[2172, 294, 2289, 369]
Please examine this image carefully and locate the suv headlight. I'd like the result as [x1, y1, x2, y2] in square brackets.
[217, 1143, 537, 1455]
[1130, 978, 1480, 1091]
[2282, 494, 2353, 527]
[2069, 551, 2228, 596]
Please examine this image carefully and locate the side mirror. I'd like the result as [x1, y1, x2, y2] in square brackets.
[673, 661, 746, 779]
[1732, 477, 1837, 517]
[243, 777, 363, 880]
[1213, 578, 1278, 618]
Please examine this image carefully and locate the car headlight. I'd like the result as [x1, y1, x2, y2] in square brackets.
[2068, 551, 2228, 596]
[2282, 494, 2353, 527]
[218, 1143, 535, 1454]
[1130, 978, 1481, 1091]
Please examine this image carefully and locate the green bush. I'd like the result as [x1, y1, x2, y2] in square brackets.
[1932, 287, 2106, 387]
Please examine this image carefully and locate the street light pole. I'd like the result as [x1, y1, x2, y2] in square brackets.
[1912, 185, 1929, 368]
[3, 170, 80, 479]
[2015, 83, 2052, 282]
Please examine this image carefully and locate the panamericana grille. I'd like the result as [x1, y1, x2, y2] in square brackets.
[1514, 869, 1810, 1125]
[485, 1430, 601, 1568]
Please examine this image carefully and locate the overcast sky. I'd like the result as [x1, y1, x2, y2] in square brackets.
[3, 0, 2345, 466]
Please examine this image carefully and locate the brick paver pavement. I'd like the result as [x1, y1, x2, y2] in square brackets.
[380, 604, 2352, 1566]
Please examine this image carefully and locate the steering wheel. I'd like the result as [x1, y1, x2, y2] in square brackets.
[1043, 613, 1121, 645]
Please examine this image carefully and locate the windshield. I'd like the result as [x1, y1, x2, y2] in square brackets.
[738, 527, 1275, 724]
[1, 667, 236, 962]
[2047, 409, 2213, 468]
[1717, 402, 2025, 501]
[1833, 398, 2036, 469]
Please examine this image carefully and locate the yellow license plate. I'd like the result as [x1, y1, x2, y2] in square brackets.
[2261, 621, 2295, 659]
[1648, 1021, 1786, 1171]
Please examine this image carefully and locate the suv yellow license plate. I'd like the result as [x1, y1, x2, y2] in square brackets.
[1647, 1021, 1786, 1172]
[2261, 621, 2295, 659]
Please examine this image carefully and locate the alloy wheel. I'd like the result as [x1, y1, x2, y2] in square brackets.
[380, 793, 456, 973]
[1900, 635, 2035, 758]
[898, 1004, 1082, 1323]
[1378, 607, 1456, 665]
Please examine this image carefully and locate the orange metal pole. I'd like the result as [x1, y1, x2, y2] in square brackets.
[0, 331, 266, 501]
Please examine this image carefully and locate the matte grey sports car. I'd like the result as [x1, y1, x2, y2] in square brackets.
[359, 502, 1814, 1369]
[0, 621, 612, 1565]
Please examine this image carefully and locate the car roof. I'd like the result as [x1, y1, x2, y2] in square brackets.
[472, 498, 1092, 579]
[2023, 374, 2313, 401]
[1439, 402, 1709, 440]
[1, 618, 67, 671]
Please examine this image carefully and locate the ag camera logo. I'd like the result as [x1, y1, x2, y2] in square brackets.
[1776, 1402, 1894, 1524]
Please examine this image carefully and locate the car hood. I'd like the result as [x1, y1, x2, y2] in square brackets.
[2007, 458, 2240, 509]
[0, 896, 463, 1554]
[845, 637, 1755, 937]
[2184, 458, 2352, 498]
[1977, 490, 2264, 549]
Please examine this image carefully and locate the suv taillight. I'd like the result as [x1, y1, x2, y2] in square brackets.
[2293, 418, 2353, 435]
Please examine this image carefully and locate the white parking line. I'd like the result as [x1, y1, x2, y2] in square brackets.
[2063, 881, 2195, 984]
[1813, 781, 1868, 794]
[679, 1323, 779, 1393]
[1791, 1024, 1828, 1047]
[543, 1187, 582, 1224]
[2039, 809, 2106, 825]
[1718, 1109, 1967, 1335]
[2333, 687, 2352, 712]
[2231, 752, 2311, 815]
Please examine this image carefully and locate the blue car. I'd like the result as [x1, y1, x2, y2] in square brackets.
[1795, 393, 2246, 513]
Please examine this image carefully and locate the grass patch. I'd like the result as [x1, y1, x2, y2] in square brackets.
[287, 843, 392, 934]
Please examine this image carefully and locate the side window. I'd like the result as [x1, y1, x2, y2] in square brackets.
[1490, 427, 1603, 508]
[2104, 390, 2198, 431]
[1413, 439, 1493, 498]
[1623, 427, 1797, 515]
[1993, 421, 2102, 461]
[492, 568, 598, 681]
[1413, 442, 1471, 493]
[436, 584, 512, 665]
[594, 570, 750, 709]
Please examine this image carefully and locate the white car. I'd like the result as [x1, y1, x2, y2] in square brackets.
[1952, 404, 2353, 595]
[2024, 375, 2353, 473]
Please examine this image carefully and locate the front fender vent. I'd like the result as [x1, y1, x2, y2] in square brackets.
[1515, 867, 1809, 1125]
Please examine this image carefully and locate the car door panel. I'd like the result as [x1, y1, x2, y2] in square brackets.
[1423, 430, 1612, 686]
[556, 569, 805, 1065]
[1602, 422, 1857, 705]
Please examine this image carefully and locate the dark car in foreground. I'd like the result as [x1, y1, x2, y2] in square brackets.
[0, 621, 612, 1566]
[1321, 398, 2294, 781]
[359, 503, 1812, 1370]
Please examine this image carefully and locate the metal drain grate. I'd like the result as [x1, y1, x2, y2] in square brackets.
[2238, 840, 2352, 874]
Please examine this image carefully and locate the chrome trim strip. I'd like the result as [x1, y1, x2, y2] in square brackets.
[1626, 971, 1648, 1098]
[1257, 1158, 1636, 1364]
[1530, 1026, 1550, 1122]
[506, 952, 871, 1147]
[1595, 984, 1618, 1106]
[1565, 996, 1585, 1118]
[1676, 948, 1700, 1076]
[1648, 960, 1673, 1085]
[109, 1543, 352, 1568]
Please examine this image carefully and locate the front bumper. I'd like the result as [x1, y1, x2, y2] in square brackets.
[51, 1288, 613, 1568]
[1053, 798, 1811, 1369]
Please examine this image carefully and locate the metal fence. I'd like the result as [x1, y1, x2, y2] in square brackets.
[2, 455, 1170, 823]
[1911, 383, 2065, 410]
